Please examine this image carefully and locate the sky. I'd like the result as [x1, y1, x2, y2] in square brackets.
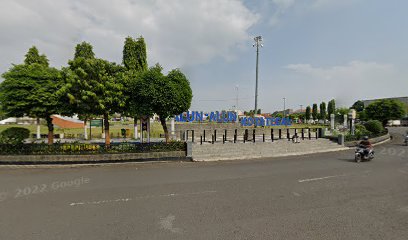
[0, 0, 407, 113]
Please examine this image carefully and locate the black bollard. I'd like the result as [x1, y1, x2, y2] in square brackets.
[192, 130, 194, 142]
[253, 129, 256, 143]
[287, 129, 290, 141]
[203, 130, 206, 142]
[225, 129, 227, 141]
[234, 134, 237, 143]
[214, 130, 217, 142]
[263, 133, 265, 142]
[271, 129, 274, 142]
[308, 129, 311, 140]
[200, 135, 203, 145]
[212, 134, 214, 144]
[301, 128, 304, 140]
[279, 129, 282, 139]
[245, 129, 248, 141]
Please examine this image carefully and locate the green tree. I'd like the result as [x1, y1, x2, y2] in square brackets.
[123, 36, 148, 72]
[319, 102, 327, 120]
[122, 36, 149, 138]
[0, 47, 63, 144]
[24, 46, 49, 66]
[74, 42, 95, 59]
[365, 99, 406, 125]
[351, 100, 365, 112]
[130, 65, 192, 142]
[61, 43, 125, 146]
[327, 99, 336, 118]
[312, 104, 318, 120]
[305, 106, 311, 121]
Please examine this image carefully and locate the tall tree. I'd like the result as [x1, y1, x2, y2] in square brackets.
[24, 46, 49, 66]
[0, 47, 63, 144]
[123, 36, 148, 72]
[351, 100, 364, 112]
[365, 99, 406, 125]
[312, 104, 318, 120]
[74, 42, 95, 59]
[122, 36, 149, 139]
[328, 99, 336, 117]
[130, 65, 192, 142]
[320, 102, 327, 120]
[305, 106, 311, 121]
[60, 43, 125, 146]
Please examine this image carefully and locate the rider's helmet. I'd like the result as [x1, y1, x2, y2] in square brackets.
[363, 136, 369, 140]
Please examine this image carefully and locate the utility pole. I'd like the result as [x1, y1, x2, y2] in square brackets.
[235, 85, 239, 111]
[253, 36, 263, 112]
[283, 97, 286, 118]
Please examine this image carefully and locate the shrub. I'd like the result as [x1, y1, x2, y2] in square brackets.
[364, 120, 384, 134]
[0, 127, 30, 144]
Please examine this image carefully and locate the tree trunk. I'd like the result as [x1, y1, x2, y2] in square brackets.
[83, 118, 88, 140]
[134, 118, 138, 139]
[36, 118, 41, 139]
[159, 116, 169, 143]
[45, 115, 54, 145]
[104, 113, 110, 146]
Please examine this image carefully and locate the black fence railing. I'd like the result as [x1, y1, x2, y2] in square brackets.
[0, 142, 186, 155]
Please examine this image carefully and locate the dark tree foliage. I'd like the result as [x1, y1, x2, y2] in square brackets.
[305, 106, 311, 121]
[320, 102, 327, 120]
[312, 104, 318, 120]
[365, 99, 406, 125]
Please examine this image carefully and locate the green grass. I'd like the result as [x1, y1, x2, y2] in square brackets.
[0, 122, 165, 139]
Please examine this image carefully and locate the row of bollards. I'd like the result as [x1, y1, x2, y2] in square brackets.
[183, 128, 321, 145]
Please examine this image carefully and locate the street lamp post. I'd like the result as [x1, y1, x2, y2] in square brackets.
[253, 36, 263, 113]
[283, 97, 286, 118]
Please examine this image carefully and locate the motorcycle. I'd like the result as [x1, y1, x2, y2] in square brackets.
[355, 147, 374, 163]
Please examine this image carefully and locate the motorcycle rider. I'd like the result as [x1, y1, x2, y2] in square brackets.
[359, 136, 373, 156]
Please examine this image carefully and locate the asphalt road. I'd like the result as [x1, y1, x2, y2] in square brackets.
[0, 127, 407, 240]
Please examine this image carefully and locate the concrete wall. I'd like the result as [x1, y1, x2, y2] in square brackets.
[0, 151, 187, 164]
[190, 139, 346, 161]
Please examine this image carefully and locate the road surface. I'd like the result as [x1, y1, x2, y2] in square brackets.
[0, 127, 407, 240]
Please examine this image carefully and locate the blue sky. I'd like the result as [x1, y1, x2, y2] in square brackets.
[1, 0, 407, 113]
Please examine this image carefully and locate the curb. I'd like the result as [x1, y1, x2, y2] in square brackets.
[192, 147, 351, 162]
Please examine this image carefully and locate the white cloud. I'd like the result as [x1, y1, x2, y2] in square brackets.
[285, 61, 407, 106]
[0, 0, 259, 72]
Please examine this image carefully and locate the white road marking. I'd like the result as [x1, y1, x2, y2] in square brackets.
[292, 192, 301, 197]
[159, 214, 182, 234]
[69, 190, 216, 206]
[298, 174, 346, 183]
[398, 169, 408, 174]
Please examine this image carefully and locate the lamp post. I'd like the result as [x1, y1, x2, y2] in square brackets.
[253, 36, 263, 112]
[283, 97, 286, 118]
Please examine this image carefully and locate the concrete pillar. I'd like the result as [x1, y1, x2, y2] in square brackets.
[171, 118, 175, 139]
[343, 114, 348, 128]
[330, 114, 335, 130]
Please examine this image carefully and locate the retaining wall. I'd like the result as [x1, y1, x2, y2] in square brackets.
[190, 139, 346, 161]
[0, 151, 187, 164]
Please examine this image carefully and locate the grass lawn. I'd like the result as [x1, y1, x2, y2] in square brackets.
[0, 122, 165, 139]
